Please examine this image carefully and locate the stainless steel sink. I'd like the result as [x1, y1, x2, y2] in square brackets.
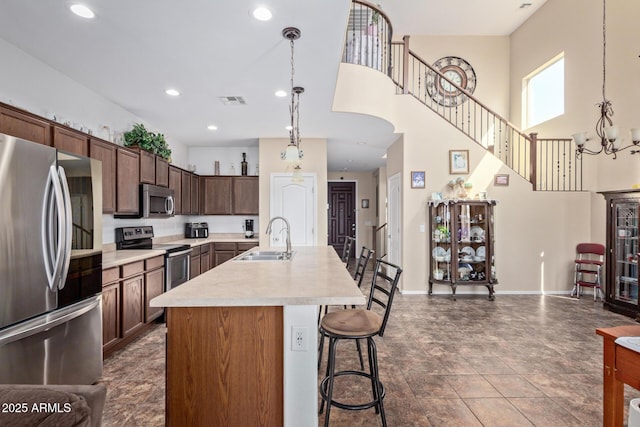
[234, 250, 294, 261]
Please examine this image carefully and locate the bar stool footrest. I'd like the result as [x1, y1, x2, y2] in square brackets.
[319, 369, 386, 412]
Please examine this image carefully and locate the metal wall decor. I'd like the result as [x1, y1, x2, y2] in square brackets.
[426, 56, 477, 107]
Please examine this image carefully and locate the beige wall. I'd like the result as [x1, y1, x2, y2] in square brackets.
[327, 172, 377, 251]
[510, 0, 640, 242]
[334, 63, 591, 294]
[408, 35, 510, 119]
[258, 138, 328, 247]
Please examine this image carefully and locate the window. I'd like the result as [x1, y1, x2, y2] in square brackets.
[523, 54, 564, 128]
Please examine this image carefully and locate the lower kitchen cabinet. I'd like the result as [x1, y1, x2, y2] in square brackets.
[200, 243, 211, 273]
[101, 282, 120, 351]
[102, 257, 167, 358]
[214, 242, 256, 266]
[144, 256, 165, 323]
[121, 274, 145, 338]
[190, 245, 201, 279]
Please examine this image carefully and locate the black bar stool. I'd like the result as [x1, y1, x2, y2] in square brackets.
[318, 259, 402, 427]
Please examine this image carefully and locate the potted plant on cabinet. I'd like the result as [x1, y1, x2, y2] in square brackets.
[123, 123, 172, 161]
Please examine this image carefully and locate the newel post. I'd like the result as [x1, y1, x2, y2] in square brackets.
[402, 35, 410, 94]
[529, 132, 538, 191]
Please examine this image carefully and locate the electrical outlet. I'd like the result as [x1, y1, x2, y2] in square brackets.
[291, 326, 308, 351]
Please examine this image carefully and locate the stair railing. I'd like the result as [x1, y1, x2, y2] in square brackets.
[342, 1, 583, 191]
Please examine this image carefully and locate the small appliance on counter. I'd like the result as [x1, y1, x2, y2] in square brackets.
[244, 219, 255, 238]
[186, 222, 209, 239]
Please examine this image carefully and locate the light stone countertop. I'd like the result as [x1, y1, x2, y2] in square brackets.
[101, 233, 259, 269]
[102, 249, 166, 269]
[150, 245, 366, 307]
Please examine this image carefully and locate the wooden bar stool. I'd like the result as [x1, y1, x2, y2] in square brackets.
[318, 259, 402, 427]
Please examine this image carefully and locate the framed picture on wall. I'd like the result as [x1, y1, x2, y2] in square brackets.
[494, 174, 510, 186]
[361, 199, 369, 208]
[411, 171, 425, 188]
[449, 150, 469, 174]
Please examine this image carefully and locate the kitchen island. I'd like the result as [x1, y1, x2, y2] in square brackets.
[150, 245, 365, 427]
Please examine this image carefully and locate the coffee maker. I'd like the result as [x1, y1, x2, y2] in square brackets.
[244, 219, 254, 238]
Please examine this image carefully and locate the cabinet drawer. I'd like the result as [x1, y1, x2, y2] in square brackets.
[214, 242, 236, 251]
[237, 242, 256, 252]
[145, 255, 165, 271]
[191, 245, 201, 256]
[102, 267, 120, 285]
[200, 243, 210, 254]
[121, 261, 144, 278]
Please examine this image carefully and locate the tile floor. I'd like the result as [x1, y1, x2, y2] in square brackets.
[101, 276, 640, 427]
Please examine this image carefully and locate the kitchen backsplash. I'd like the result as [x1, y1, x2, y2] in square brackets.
[102, 215, 259, 244]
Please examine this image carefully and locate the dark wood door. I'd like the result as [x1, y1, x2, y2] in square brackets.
[328, 182, 356, 258]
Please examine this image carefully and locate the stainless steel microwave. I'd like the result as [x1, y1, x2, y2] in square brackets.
[141, 184, 175, 218]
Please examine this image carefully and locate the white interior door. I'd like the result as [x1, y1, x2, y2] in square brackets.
[270, 174, 316, 246]
[387, 173, 401, 271]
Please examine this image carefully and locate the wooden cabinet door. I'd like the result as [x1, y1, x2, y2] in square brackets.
[145, 267, 165, 323]
[214, 250, 235, 266]
[169, 166, 182, 214]
[200, 244, 211, 273]
[0, 106, 51, 145]
[156, 157, 169, 187]
[52, 126, 88, 156]
[116, 148, 140, 214]
[191, 174, 200, 215]
[121, 274, 144, 337]
[233, 176, 259, 215]
[138, 149, 156, 184]
[182, 171, 191, 215]
[190, 254, 201, 279]
[201, 176, 232, 215]
[89, 138, 116, 213]
[102, 282, 120, 351]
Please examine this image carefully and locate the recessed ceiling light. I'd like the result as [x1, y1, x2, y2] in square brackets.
[252, 7, 272, 21]
[356, 141, 367, 145]
[70, 4, 95, 19]
[207, 125, 218, 131]
[275, 90, 287, 97]
[165, 89, 180, 96]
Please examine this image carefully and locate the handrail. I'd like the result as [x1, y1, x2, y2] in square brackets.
[372, 223, 387, 259]
[340, 1, 583, 192]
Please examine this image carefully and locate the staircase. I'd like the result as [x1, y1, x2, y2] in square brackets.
[344, 0, 582, 192]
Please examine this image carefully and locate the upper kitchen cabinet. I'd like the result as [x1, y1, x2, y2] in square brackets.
[155, 157, 169, 187]
[0, 105, 51, 146]
[52, 126, 88, 156]
[201, 176, 232, 215]
[169, 165, 182, 215]
[116, 147, 140, 215]
[191, 174, 200, 215]
[89, 138, 117, 213]
[233, 176, 259, 215]
[135, 147, 156, 185]
[181, 170, 192, 215]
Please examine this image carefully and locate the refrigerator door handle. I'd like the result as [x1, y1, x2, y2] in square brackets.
[56, 166, 73, 290]
[0, 296, 100, 346]
[41, 165, 65, 291]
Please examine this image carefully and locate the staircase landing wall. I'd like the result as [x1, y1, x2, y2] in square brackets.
[333, 63, 592, 294]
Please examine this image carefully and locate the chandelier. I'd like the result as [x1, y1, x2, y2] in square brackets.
[281, 27, 304, 162]
[573, 0, 640, 159]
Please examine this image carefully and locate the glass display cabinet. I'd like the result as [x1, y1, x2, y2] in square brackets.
[600, 190, 639, 320]
[428, 199, 498, 300]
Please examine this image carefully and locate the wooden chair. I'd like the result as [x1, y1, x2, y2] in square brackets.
[570, 243, 605, 301]
[318, 259, 402, 427]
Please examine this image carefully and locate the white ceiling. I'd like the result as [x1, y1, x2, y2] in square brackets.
[0, 0, 546, 172]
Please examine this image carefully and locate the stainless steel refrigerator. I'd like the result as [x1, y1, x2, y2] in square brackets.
[0, 133, 103, 385]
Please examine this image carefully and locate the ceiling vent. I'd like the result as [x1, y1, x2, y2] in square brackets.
[218, 96, 247, 105]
